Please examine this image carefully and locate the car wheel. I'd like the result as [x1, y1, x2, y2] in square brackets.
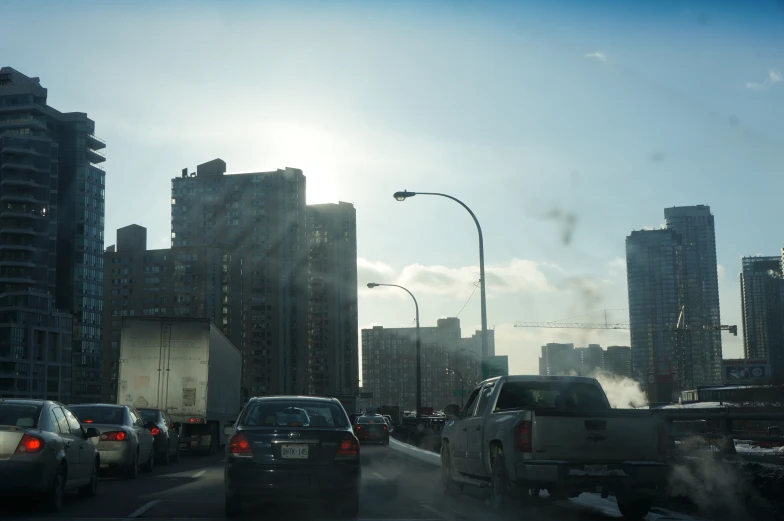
[616, 498, 652, 520]
[79, 460, 99, 498]
[126, 450, 139, 479]
[340, 493, 360, 518]
[441, 443, 462, 496]
[225, 494, 242, 517]
[490, 450, 513, 513]
[143, 448, 155, 472]
[46, 464, 66, 512]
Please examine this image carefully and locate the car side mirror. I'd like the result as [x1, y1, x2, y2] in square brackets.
[84, 427, 100, 439]
[444, 404, 461, 418]
[224, 425, 236, 436]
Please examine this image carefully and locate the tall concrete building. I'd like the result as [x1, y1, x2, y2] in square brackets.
[100, 224, 224, 402]
[740, 256, 784, 380]
[305, 203, 359, 397]
[603, 346, 633, 379]
[361, 318, 478, 411]
[539, 343, 579, 376]
[625, 229, 683, 393]
[0, 67, 105, 402]
[171, 159, 308, 396]
[664, 205, 723, 387]
[576, 344, 604, 374]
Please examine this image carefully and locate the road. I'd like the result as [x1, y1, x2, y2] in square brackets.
[1, 445, 700, 521]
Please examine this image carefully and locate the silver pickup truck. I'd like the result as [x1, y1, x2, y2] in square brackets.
[440, 375, 669, 520]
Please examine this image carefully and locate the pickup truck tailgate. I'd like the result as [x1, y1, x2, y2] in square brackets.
[532, 409, 659, 462]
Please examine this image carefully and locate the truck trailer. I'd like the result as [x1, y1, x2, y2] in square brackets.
[117, 317, 242, 454]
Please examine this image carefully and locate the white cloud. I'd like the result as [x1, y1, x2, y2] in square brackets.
[717, 264, 726, 281]
[586, 51, 608, 62]
[609, 257, 626, 272]
[746, 69, 782, 90]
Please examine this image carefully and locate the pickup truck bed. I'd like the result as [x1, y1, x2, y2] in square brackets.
[441, 375, 668, 520]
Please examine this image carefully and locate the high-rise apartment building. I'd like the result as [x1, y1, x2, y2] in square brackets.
[0, 67, 105, 402]
[171, 159, 308, 395]
[603, 346, 633, 379]
[664, 205, 723, 387]
[575, 344, 604, 374]
[306, 203, 358, 397]
[625, 229, 682, 391]
[740, 256, 784, 380]
[361, 318, 479, 411]
[100, 224, 224, 402]
[539, 343, 579, 376]
[538, 343, 632, 379]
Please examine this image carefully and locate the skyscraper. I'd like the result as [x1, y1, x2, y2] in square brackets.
[664, 205, 722, 387]
[625, 229, 682, 394]
[305, 202, 359, 397]
[740, 256, 784, 380]
[0, 67, 105, 402]
[603, 346, 632, 379]
[100, 224, 224, 402]
[171, 159, 308, 396]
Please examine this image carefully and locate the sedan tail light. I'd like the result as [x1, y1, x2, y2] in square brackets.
[15, 433, 45, 454]
[101, 431, 127, 441]
[514, 421, 532, 453]
[229, 433, 252, 454]
[337, 435, 359, 457]
[150, 427, 161, 436]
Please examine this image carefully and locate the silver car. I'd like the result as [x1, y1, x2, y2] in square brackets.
[68, 404, 155, 479]
[0, 399, 101, 512]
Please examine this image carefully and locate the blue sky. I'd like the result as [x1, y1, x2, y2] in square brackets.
[6, 0, 784, 375]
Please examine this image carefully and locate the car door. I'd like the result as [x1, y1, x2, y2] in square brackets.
[449, 388, 480, 474]
[130, 409, 154, 462]
[465, 382, 495, 477]
[60, 407, 89, 485]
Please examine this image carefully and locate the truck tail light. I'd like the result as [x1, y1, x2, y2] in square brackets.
[101, 431, 127, 442]
[514, 421, 532, 453]
[15, 433, 45, 454]
[337, 435, 359, 457]
[229, 433, 252, 454]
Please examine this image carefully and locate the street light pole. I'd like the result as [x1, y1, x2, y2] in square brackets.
[393, 191, 489, 359]
[367, 283, 422, 420]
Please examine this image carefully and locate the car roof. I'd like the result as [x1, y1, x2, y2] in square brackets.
[0, 399, 50, 406]
[69, 403, 125, 408]
[247, 396, 338, 404]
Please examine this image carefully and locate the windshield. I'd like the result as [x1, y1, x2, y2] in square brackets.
[240, 401, 348, 428]
[0, 403, 41, 428]
[69, 406, 126, 425]
[495, 381, 610, 411]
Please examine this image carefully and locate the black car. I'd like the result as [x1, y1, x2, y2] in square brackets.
[224, 396, 360, 518]
[353, 414, 389, 445]
[137, 408, 181, 464]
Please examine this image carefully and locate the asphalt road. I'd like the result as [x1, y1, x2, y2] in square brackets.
[0, 445, 694, 521]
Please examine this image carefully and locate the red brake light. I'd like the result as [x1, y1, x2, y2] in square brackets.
[289, 422, 302, 427]
[355, 425, 361, 430]
[151, 427, 161, 436]
[383, 425, 388, 430]
[514, 421, 532, 453]
[337, 436, 359, 456]
[15, 433, 44, 454]
[84, 419, 94, 423]
[229, 433, 252, 454]
[101, 431, 127, 441]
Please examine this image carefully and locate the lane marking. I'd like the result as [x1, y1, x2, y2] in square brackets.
[191, 469, 206, 478]
[420, 504, 450, 521]
[125, 499, 161, 519]
[372, 471, 387, 480]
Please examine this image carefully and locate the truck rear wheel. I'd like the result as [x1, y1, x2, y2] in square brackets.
[616, 498, 652, 520]
[490, 450, 513, 513]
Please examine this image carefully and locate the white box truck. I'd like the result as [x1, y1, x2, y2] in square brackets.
[117, 317, 242, 454]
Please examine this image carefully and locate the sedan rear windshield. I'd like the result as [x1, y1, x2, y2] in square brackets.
[0, 403, 41, 428]
[357, 416, 385, 425]
[137, 409, 160, 423]
[495, 381, 609, 411]
[241, 401, 348, 428]
[69, 406, 126, 425]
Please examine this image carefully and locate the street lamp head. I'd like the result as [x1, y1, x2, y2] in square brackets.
[393, 190, 416, 202]
[367, 283, 379, 288]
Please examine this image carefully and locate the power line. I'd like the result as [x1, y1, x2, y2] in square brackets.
[456, 281, 480, 318]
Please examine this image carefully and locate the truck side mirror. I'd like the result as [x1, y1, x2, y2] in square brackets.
[444, 404, 461, 418]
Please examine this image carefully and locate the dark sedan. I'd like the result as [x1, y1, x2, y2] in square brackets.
[354, 414, 389, 445]
[224, 396, 360, 518]
[0, 399, 100, 511]
[137, 408, 181, 464]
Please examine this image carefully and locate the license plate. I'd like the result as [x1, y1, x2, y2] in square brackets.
[584, 464, 609, 474]
[281, 444, 309, 459]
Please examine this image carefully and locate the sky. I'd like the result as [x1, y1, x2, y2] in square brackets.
[5, 0, 784, 376]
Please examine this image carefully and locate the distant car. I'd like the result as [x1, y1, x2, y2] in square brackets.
[224, 396, 360, 518]
[68, 404, 155, 479]
[0, 399, 100, 511]
[136, 408, 181, 464]
[354, 414, 389, 445]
